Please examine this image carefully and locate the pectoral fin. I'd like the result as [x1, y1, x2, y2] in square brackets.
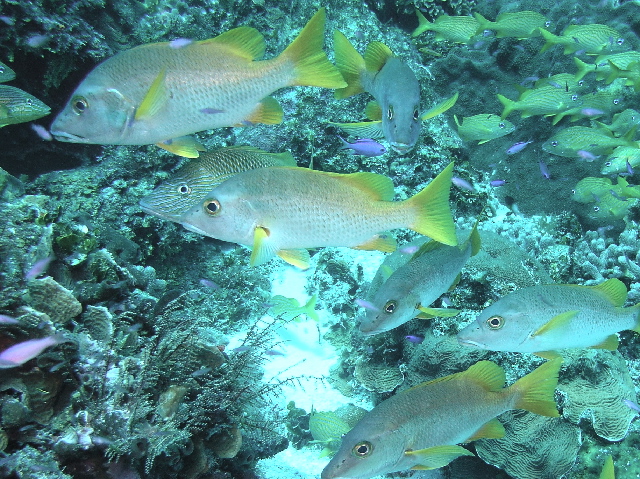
[364, 101, 382, 121]
[242, 97, 283, 125]
[416, 306, 460, 319]
[136, 68, 168, 121]
[464, 418, 505, 442]
[277, 248, 311, 270]
[534, 350, 563, 360]
[405, 445, 474, 470]
[530, 310, 578, 338]
[421, 92, 459, 121]
[250, 227, 277, 266]
[353, 233, 396, 252]
[329, 120, 384, 139]
[590, 334, 619, 351]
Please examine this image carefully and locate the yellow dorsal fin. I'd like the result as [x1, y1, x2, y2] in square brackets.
[329, 171, 395, 201]
[353, 233, 397, 252]
[280, 9, 347, 90]
[277, 248, 311, 270]
[460, 360, 506, 392]
[592, 278, 627, 307]
[329, 120, 384, 139]
[333, 30, 365, 99]
[136, 68, 168, 121]
[156, 136, 206, 158]
[412, 239, 442, 259]
[243, 97, 283, 125]
[464, 418, 505, 443]
[363, 41, 394, 72]
[421, 92, 459, 121]
[590, 334, 619, 351]
[365, 101, 382, 121]
[599, 455, 615, 479]
[202, 26, 265, 60]
[530, 310, 578, 338]
[406, 445, 474, 470]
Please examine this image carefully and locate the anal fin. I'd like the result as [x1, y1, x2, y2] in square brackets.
[464, 418, 505, 442]
[405, 445, 474, 470]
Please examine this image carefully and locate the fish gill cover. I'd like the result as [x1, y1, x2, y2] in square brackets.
[0, 0, 639, 478]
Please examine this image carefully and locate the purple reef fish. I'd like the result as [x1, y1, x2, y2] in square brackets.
[0, 334, 63, 369]
[339, 137, 387, 156]
[506, 139, 533, 155]
[490, 179, 507, 187]
[25, 257, 53, 281]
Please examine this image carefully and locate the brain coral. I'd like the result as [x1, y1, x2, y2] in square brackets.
[354, 361, 404, 393]
[557, 349, 637, 441]
[475, 410, 581, 479]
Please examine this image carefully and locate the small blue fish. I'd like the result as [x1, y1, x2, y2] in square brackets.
[405, 335, 424, 344]
[339, 137, 386, 156]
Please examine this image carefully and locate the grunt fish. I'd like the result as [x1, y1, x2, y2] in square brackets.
[542, 125, 638, 158]
[0, 85, 50, 127]
[332, 31, 421, 154]
[539, 24, 625, 55]
[454, 114, 515, 144]
[180, 162, 457, 269]
[574, 51, 640, 83]
[413, 11, 480, 43]
[497, 85, 580, 120]
[322, 359, 561, 479]
[139, 146, 295, 222]
[601, 145, 640, 175]
[50, 9, 346, 158]
[268, 295, 319, 322]
[359, 224, 480, 336]
[473, 11, 547, 39]
[0, 61, 15, 83]
[457, 278, 640, 357]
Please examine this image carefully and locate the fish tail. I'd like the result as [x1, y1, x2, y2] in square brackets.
[332, 30, 366, 99]
[508, 358, 561, 417]
[605, 60, 621, 85]
[573, 57, 592, 82]
[472, 12, 491, 35]
[412, 9, 432, 38]
[538, 28, 559, 53]
[496, 94, 515, 120]
[405, 162, 457, 246]
[304, 295, 320, 322]
[280, 8, 347, 90]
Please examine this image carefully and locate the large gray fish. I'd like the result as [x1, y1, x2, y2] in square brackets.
[331, 31, 421, 154]
[139, 146, 295, 222]
[359, 224, 480, 336]
[49, 9, 346, 158]
[322, 359, 561, 479]
[457, 278, 640, 356]
[0, 85, 50, 128]
[0, 61, 16, 83]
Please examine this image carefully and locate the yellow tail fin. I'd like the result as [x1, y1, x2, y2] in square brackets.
[509, 358, 561, 417]
[333, 30, 366, 99]
[405, 162, 457, 246]
[280, 8, 347, 89]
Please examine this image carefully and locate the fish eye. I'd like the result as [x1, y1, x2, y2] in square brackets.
[486, 315, 504, 330]
[177, 184, 192, 195]
[605, 161, 612, 167]
[72, 96, 89, 114]
[203, 199, 221, 216]
[352, 441, 373, 458]
[499, 122, 505, 129]
[413, 109, 419, 121]
[571, 94, 578, 101]
[545, 21, 551, 27]
[578, 80, 584, 86]
[571, 189, 576, 194]
[551, 141, 558, 147]
[617, 38, 624, 45]
[387, 106, 394, 120]
[613, 99, 620, 105]
[594, 206, 600, 212]
[384, 300, 397, 314]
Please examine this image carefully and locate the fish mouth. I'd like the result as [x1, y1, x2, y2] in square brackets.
[180, 222, 209, 236]
[50, 130, 90, 143]
[390, 142, 414, 154]
[457, 338, 485, 349]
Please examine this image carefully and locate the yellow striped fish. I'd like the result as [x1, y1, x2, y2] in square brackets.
[0, 85, 50, 127]
[50, 9, 346, 157]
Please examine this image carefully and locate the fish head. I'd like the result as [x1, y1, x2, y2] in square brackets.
[51, 79, 135, 144]
[457, 296, 532, 351]
[139, 165, 209, 223]
[321, 427, 406, 479]
[378, 58, 421, 154]
[359, 291, 419, 336]
[179, 184, 255, 245]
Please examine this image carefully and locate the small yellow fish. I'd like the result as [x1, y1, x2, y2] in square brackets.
[498, 85, 579, 119]
[0, 61, 15, 83]
[473, 11, 547, 39]
[322, 359, 561, 479]
[268, 295, 319, 322]
[551, 89, 623, 125]
[572, 176, 638, 221]
[542, 125, 638, 158]
[601, 145, 640, 175]
[50, 9, 346, 158]
[458, 279, 640, 356]
[574, 51, 640, 82]
[454, 114, 515, 144]
[331, 31, 421, 154]
[0, 85, 50, 127]
[600, 108, 640, 137]
[180, 163, 457, 269]
[539, 24, 625, 55]
[413, 11, 480, 43]
[139, 146, 295, 222]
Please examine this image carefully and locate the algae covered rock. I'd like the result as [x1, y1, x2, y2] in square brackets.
[25, 276, 82, 323]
